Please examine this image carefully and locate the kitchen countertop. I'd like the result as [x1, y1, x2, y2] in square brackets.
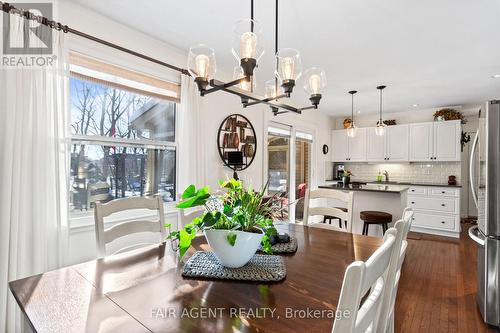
[319, 184, 409, 193]
[365, 181, 462, 188]
[324, 180, 462, 188]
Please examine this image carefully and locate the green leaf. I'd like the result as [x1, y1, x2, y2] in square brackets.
[202, 212, 216, 227]
[178, 229, 193, 258]
[176, 196, 199, 209]
[227, 232, 237, 246]
[182, 185, 196, 199]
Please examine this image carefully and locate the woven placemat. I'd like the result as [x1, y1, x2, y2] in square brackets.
[182, 251, 286, 282]
[258, 236, 298, 254]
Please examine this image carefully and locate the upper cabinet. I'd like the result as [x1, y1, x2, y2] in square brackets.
[366, 124, 409, 162]
[409, 120, 461, 162]
[331, 129, 349, 162]
[332, 120, 460, 163]
[366, 127, 385, 161]
[386, 124, 410, 161]
[409, 123, 434, 161]
[331, 128, 366, 162]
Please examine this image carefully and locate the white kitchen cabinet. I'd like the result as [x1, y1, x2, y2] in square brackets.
[433, 120, 461, 161]
[407, 185, 460, 238]
[331, 128, 366, 162]
[386, 124, 409, 161]
[366, 125, 408, 162]
[409, 122, 434, 161]
[366, 127, 386, 161]
[348, 128, 367, 161]
[409, 120, 461, 162]
[332, 130, 349, 162]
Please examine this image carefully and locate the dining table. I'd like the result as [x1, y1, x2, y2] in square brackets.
[9, 223, 383, 333]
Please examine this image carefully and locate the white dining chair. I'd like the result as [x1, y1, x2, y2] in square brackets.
[94, 196, 166, 258]
[303, 188, 354, 232]
[377, 207, 414, 333]
[332, 229, 397, 333]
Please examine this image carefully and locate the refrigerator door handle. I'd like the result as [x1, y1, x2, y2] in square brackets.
[469, 131, 479, 208]
[469, 225, 485, 246]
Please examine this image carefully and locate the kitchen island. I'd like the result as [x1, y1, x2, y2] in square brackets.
[318, 183, 409, 237]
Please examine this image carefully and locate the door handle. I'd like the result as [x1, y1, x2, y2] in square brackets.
[468, 225, 485, 246]
[469, 131, 479, 208]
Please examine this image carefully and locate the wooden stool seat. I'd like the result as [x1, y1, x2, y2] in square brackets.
[360, 211, 392, 236]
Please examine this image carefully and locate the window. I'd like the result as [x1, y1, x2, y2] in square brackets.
[69, 53, 179, 213]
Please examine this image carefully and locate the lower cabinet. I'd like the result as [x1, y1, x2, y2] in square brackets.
[407, 186, 460, 238]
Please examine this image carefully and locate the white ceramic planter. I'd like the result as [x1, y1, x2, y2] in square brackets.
[204, 229, 263, 268]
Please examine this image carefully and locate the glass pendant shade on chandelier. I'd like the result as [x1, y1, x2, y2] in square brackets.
[232, 19, 264, 76]
[375, 85, 387, 136]
[185, 0, 327, 114]
[346, 90, 358, 138]
[303, 67, 327, 107]
[187, 45, 217, 92]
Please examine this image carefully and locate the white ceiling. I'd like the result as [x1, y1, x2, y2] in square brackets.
[69, 0, 500, 116]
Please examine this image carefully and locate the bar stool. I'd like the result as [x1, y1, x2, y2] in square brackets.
[323, 207, 348, 228]
[360, 211, 392, 236]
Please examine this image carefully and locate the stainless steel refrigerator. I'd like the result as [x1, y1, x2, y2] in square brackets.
[469, 100, 500, 327]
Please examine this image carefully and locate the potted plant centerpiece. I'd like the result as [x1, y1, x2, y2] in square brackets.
[167, 179, 278, 268]
[342, 170, 353, 186]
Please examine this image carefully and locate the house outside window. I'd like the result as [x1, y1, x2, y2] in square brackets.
[68, 53, 179, 214]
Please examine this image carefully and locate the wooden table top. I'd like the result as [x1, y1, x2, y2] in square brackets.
[9, 224, 383, 333]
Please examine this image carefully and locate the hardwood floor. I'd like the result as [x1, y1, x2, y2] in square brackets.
[396, 222, 497, 332]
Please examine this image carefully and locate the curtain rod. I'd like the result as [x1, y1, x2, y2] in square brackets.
[0, 1, 190, 76]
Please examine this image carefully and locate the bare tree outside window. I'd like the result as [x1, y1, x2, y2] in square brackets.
[69, 76, 176, 212]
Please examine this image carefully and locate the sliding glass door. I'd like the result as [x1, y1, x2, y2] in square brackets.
[295, 131, 313, 221]
[267, 124, 313, 222]
[267, 125, 291, 200]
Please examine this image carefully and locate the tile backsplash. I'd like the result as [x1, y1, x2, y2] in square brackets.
[344, 162, 461, 185]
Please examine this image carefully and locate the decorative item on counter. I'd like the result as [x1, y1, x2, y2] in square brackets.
[343, 118, 353, 129]
[167, 179, 280, 268]
[433, 108, 467, 124]
[376, 172, 384, 182]
[461, 130, 471, 152]
[383, 119, 397, 126]
[448, 175, 457, 186]
[342, 170, 353, 186]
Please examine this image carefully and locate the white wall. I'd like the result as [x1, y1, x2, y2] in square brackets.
[59, 1, 335, 264]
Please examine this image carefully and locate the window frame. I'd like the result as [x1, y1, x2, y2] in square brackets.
[68, 56, 180, 223]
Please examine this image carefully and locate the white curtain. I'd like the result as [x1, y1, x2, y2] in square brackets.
[177, 75, 203, 192]
[0, 14, 70, 332]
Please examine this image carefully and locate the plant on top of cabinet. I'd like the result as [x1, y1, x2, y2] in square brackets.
[433, 108, 466, 124]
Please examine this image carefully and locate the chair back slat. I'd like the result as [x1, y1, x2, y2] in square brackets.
[376, 207, 413, 333]
[94, 196, 165, 258]
[97, 196, 161, 217]
[332, 232, 397, 333]
[104, 220, 163, 243]
[303, 189, 353, 231]
[308, 207, 349, 222]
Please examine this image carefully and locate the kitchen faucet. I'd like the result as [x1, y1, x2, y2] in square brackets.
[383, 170, 389, 182]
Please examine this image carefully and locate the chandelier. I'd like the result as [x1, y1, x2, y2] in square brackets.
[186, 0, 327, 115]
